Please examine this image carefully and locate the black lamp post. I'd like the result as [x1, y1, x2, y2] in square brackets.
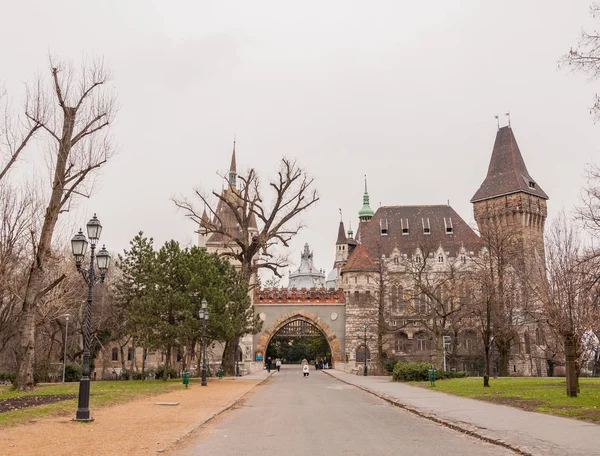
[236, 345, 241, 377]
[199, 299, 209, 386]
[71, 214, 110, 422]
[362, 323, 369, 376]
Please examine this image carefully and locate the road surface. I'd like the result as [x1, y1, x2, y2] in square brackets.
[171, 365, 515, 456]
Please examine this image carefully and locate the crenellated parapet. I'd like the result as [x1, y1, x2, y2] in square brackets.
[254, 287, 346, 304]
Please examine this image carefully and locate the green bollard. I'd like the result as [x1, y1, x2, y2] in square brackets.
[428, 366, 436, 387]
[183, 371, 190, 388]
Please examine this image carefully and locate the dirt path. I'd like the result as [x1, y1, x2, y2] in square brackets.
[0, 378, 266, 456]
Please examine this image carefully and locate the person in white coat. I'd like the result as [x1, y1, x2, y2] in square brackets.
[302, 359, 309, 377]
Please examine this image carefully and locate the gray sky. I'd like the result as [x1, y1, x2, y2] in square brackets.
[2, 0, 599, 282]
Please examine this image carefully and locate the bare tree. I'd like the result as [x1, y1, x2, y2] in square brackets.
[535, 213, 600, 396]
[0, 85, 44, 182]
[15, 56, 116, 390]
[173, 158, 318, 374]
[469, 217, 523, 386]
[561, 3, 600, 121]
[405, 236, 473, 370]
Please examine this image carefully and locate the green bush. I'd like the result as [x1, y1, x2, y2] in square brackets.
[392, 361, 469, 381]
[0, 372, 16, 385]
[383, 359, 397, 374]
[63, 362, 82, 382]
[393, 361, 431, 381]
[434, 370, 468, 380]
[155, 365, 179, 380]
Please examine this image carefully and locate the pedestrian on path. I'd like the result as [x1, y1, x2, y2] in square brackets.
[266, 357, 272, 373]
[275, 358, 281, 372]
[302, 359, 309, 377]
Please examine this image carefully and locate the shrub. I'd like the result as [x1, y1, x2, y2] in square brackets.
[383, 360, 397, 374]
[64, 362, 82, 382]
[393, 361, 431, 382]
[0, 372, 16, 385]
[393, 361, 468, 381]
[434, 370, 468, 380]
[155, 365, 179, 380]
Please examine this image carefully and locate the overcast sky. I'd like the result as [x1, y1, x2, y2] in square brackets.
[2, 0, 599, 283]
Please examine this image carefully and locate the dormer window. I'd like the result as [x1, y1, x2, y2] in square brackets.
[438, 255, 444, 263]
[461, 255, 466, 264]
[444, 217, 453, 234]
[416, 255, 422, 264]
[528, 181, 536, 189]
[380, 218, 389, 236]
[422, 218, 431, 234]
[401, 218, 409, 235]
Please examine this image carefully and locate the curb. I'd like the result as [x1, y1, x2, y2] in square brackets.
[156, 372, 274, 454]
[322, 370, 533, 456]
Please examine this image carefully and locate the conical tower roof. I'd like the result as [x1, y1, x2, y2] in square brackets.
[336, 221, 347, 244]
[471, 126, 548, 203]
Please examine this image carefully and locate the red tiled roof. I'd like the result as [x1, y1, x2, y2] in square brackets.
[343, 243, 377, 272]
[471, 126, 548, 203]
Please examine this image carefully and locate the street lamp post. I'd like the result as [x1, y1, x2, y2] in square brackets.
[199, 299, 209, 387]
[71, 214, 110, 422]
[236, 345, 240, 377]
[363, 323, 369, 377]
[62, 314, 71, 383]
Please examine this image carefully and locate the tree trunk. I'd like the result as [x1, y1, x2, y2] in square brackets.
[163, 346, 171, 381]
[483, 343, 491, 387]
[120, 345, 127, 377]
[564, 334, 578, 397]
[15, 108, 76, 390]
[141, 347, 147, 380]
[497, 340, 511, 377]
[128, 338, 136, 380]
[222, 338, 236, 376]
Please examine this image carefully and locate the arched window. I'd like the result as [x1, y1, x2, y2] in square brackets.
[395, 333, 409, 353]
[524, 332, 531, 355]
[111, 347, 118, 361]
[356, 345, 370, 363]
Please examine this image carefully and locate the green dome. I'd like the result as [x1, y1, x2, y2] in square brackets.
[358, 176, 374, 219]
[358, 204, 374, 217]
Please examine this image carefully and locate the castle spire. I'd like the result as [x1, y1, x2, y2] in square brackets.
[228, 139, 237, 188]
[358, 175, 374, 222]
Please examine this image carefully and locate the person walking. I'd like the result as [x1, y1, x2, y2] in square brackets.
[302, 359, 309, 377]
[266, 357, 272, 373]
[275, 358, 281, 372]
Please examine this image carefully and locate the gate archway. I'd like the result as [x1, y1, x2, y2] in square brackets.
[256, 310, 342, 362]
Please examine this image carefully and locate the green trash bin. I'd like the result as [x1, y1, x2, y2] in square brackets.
[217, 366, 224, 379]
[428, 366, 436, 387]
[183, 371, 190, 388]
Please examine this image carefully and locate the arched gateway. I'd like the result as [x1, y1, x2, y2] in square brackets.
[256, 310, 343, 362]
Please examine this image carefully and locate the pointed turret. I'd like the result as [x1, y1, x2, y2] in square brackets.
[198, 208, 211, 249]
[358, 175, 374, 222]
[336, 221, 347, 244]
[228, 140, 237, 188]
[200, 209, 210, 229]
[471, 126, 548, 203]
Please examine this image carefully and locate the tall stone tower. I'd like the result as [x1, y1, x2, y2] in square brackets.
[471, 125, 549, 276]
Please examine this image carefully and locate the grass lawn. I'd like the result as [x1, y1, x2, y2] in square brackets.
[0, 379, 188, 426]
[411, 377, 600, 422]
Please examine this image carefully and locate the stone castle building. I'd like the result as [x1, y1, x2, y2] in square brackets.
[331, 125, 549, 375]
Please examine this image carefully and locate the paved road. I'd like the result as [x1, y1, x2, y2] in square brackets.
[172, 366, 515, 456]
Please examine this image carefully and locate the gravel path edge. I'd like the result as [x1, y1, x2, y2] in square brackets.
[157, 373, 274, 455]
